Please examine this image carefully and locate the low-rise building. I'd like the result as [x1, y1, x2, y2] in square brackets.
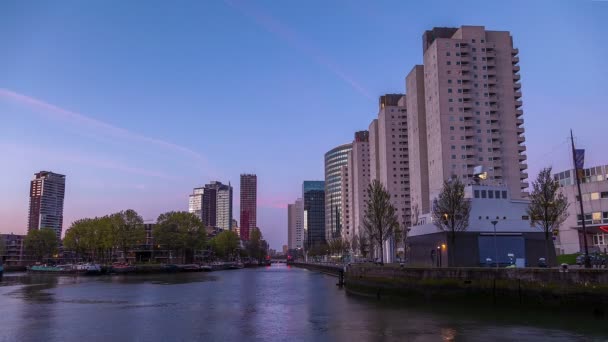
[1, 233, 28, 265]
[408, 184, 550, 267]
[554, 165, 608, 255]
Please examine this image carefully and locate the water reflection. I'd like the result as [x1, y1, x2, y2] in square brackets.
[0, 266, 605, 341]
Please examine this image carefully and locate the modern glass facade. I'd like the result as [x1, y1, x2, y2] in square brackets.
[303, 181, 325, 249]
[324, 144, 352, 240]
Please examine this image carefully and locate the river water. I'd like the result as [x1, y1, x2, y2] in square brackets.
[0, 265, 605, 341]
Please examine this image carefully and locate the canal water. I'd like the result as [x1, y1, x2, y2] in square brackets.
[0, 265, 606, 341]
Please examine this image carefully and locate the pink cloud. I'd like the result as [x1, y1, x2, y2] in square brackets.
[0, 88, 210, 167]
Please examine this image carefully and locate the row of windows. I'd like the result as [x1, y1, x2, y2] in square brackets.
[576, 192, 608, 201]
[474, 190, 508, 199]
[577, 212, 608, 225]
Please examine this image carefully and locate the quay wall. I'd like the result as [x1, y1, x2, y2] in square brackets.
[345, 265, 608, 312]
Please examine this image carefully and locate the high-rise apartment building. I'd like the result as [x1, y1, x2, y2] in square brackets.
[413, 26, 527, 213]
[339, 163, 351, 240]
[240, 174, 257, 241]
[368, 95, 411, 262]
[189, 182, 232, 231]
[349, 131, 371, 239]
[188, 187, 205, 220]
[28, 171, 66, 239]
[406, 65, 430, 221]
[324, 143, 352, 241]
[303, 181, 325, 248]
[287, 198, 304, 249]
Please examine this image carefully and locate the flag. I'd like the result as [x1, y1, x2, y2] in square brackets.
[574, 149, 585, 170]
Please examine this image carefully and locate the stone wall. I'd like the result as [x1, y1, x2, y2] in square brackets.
[345, 265, 608, 311]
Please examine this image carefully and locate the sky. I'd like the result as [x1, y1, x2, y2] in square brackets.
[1, 0, 606, 250]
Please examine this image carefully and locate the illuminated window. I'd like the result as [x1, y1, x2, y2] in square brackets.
[592, 212, 602, 224]
[591, 192, 600, 200]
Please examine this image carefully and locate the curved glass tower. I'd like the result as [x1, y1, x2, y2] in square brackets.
[324, 143, 352, 241]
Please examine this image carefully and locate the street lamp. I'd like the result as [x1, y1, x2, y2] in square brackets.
[491, 220, 499, 269]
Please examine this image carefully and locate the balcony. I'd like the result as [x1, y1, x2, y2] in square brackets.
[512, 56, 520, 64]
[487, 68, 497, 76]
[512, 48, 519, 55]
[486, 59, 496, 67]
[514, 91, 522, 99]
[520, 182, 529, 189]
[514, 82, 521, 89]
[519, 163, 528, 170]
[518, 135, 526, 143]
[516, 118, 524, 126]
[515, 109, 524, 117]
[513, 65, 521, 72]
[517, 127, 525, 134]
[521, 172, 528, 179]
[515, 100, 523, 108]
[518, 145, 526, 152]
[513, 74, 521, 81]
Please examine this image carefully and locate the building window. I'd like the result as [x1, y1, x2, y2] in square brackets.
[495, 190, 501, 198]
[481, 190, 487, 198]
[488, 190, 494, 199]
[474, 190, 480, 198]
[592, 212, 602, 224]
[502, 191, 507, 199]
[591, 192, 600, 200]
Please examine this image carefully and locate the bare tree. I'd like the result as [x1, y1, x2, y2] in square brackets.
[432, 178, 471, 265]
[362, 180, 399, 264]
[527, 167, 569, 264]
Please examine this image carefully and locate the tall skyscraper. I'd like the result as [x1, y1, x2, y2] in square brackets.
[368, 95, 411, 262]
[188, 187, 205, 220]
[28, 171, 66, 239]
[287, 198, 304, 250]
[303, 181, 325, 249]
[324, 143, 352, 240]
[240, 174, 257, 241]
[411, 26, 527, 213]
[348, 131, 371, 239]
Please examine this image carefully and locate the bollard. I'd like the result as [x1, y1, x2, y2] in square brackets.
[560, 263, 569, 273]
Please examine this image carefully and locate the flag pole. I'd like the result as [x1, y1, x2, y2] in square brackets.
[570, 129, 591, 268]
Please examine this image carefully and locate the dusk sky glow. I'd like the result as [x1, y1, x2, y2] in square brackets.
[1, 0, 606, 249]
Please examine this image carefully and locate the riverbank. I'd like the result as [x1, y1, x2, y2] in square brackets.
[344, 264, 608, 315]
[1, 262, 268, 276]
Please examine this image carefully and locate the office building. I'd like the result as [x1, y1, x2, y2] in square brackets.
[240, 174, 257, 241]
[288, 198, 304, 250]
[413, 26, 527, 213]
[554, 165, 608, 255]
[348, 131, 371, 241]
[303, 181, 325, 248]
[324, 143, 352, 240]
[28, 171, 66, 239]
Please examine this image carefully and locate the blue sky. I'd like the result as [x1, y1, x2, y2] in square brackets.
[1, 0, 606, 249]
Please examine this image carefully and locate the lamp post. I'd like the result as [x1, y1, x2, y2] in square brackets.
[491, 220, 499, 269]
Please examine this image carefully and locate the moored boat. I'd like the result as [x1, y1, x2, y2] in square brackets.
[110, 262, 136, 274]
[200, 265, 212, 272]
[75, 263, 102, 275]
[179, 264, 202, 272]
[162, 264, 179, 273]
[0, 264, 4, 278]
[27, 264, 73, 273]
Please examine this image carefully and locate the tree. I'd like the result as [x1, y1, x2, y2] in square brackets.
[362, 180, 399, 264]
[246, 228, 264, 262]
[527, 167, 569, 264]
[25, 228, 58, 262]
[211, 230, 240, 260]
[357, 232, 370, 259]
[432, 178, 471, 265]
[111, 209, 145, 261]
[154, 211, 206, 263]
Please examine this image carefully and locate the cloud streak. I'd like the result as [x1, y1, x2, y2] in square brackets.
[224, 0, 372, 99]
[0, 88, 209, 166]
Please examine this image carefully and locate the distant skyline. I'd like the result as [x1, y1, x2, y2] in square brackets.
[1, 1, 606, 249]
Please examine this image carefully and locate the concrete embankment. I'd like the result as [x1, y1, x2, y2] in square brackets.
[345, 265, 608, 314]
[291, 263, 342, 277]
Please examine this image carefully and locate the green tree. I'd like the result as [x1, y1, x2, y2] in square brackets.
[211, 230, 240, 260]
[432, 178, 471, 266]
[111, 209, 145, 261]
[25, 228, 58, 262]
[527, 167, 569, 265]
[362, 180, 399, 264]
[246, 227, 263, 262]
[154, 211, 206, 263]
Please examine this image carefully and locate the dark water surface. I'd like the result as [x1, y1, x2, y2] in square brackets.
[0, 265, 606, 341]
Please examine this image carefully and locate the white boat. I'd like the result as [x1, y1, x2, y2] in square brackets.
[75, 263, 102, 275]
